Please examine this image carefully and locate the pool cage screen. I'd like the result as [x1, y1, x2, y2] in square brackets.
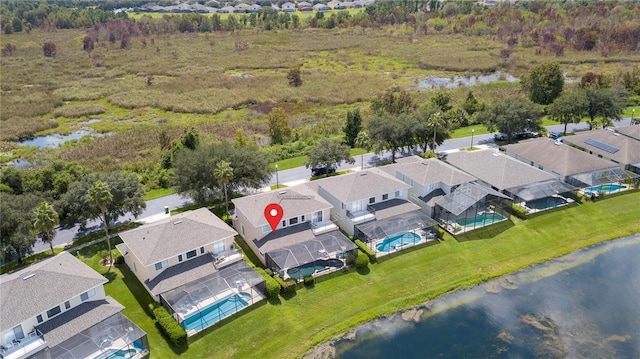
[31, 313, 148, 359]
[355, 210, 439, 247]
[265, 230, 356, 272]
[506, 180, 577, 202]
[161, 260, 265, 326]
[567, 167, 635, 187]
[435, 182, 512, 232]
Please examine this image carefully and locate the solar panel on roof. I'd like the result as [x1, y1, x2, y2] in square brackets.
[584, 138, 619, 154]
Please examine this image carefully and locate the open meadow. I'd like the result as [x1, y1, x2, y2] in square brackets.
[2, 27, 639, 172]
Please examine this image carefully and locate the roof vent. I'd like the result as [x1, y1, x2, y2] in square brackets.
[173, 220, 183, 225]
[23, 272, 35, 280]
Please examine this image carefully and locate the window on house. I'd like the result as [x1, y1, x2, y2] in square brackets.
[241, 224, 245, 236]
[369, 197, 375, 204]
[186, 250, 197, 259]
[64, 301, 70, 310]
[212, 240, 225, 254]
[154, 260, 169, 271]
[80, 288, 96, 302]
[262, 224, 270, 233]
[178, 254, 183, 262]
[47, 306, 61, 318]
[301, 215, 305, 222]
[395, 190, 401, 197]
[133, 262, 137, 273]
[282, 220, 286, 227]
[200, 247, 205, 254]
[36, 315, 43, 323]
[289, 217, 298, 225]
[382, 194, 388, 200]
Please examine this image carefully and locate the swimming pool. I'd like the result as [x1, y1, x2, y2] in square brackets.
[457, 212, 505, 227]
[181, 293, 250, 332]
[526, 196, 567, 211]
[93, 348, 137, 359]
[376, 232, 421, 252]
[585, 184, 626, 195]
[286, 259, 344, 280]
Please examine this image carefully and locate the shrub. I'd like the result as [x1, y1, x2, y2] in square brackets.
[266, 277, 281, 298]
[355, 250, 369, 269]
[114, 254, 125, 265]
[354, 239, 376, 262]
[153, 306, 187, 348]
[511, 204, 527, 219]
[43, 42, 56, 57]
[274, 275, 296, 294]
[264, 268, 273, 276]
[303, 275, 315, 286]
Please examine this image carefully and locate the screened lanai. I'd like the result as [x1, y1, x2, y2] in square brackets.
[356, 210, 438, 249]
[32, 313, 148, 359]
[434, 182, 512, 233]
[265, 230, 357, 279]
[568, 167, 635, 188]
[161, 260, 265, 334]
[505, 179, 577, 213]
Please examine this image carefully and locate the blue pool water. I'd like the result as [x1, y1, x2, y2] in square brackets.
[457, 212, 504, 227]
[376, 232, 421, 252]
[94, 348, 137, 359]
[182, 293, 250, 332]
[585, 184, 626, 195]
[287, 259, 344, 280]
[526, 196, 567, 211]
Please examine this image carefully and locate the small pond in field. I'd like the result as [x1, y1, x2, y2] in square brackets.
[18, 129, 110, 149]
[418, 71, 518, 89]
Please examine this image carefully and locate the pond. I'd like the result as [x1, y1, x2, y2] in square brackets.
[19, 130, 98, 149]
[417, 71, 518, 89]
[333, 233, 640, 358]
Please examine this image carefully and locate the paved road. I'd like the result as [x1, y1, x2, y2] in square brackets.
[33, 119, 632, 253]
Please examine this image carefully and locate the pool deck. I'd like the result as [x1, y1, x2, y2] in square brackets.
[374, 229, 438, 258]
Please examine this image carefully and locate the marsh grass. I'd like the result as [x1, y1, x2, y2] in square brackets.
[52, 104, 106, 118]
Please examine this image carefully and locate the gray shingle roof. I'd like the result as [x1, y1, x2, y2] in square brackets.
[36, 297, 124, 348]
[118, 208, 237, 266]
[443, 149, 556, 191]
[232, 184, 332, 228]
[616, 124, 640, 141]
[563, 129, 640, 166]
[311, 168, 410, 204]
[253, 223, 318, 253]
[145, 254, 218, 296]
[0, 252, 107, 332]
[368, 198, 421, 220]
[381, 156, 476, 186]
[503, 138, 622, 177]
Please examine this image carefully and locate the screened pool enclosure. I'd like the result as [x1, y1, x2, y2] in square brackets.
[355, 210, 439, 254]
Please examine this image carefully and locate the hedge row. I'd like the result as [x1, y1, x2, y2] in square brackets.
[355, 250, 369, 269]
[354, 239, 376, 262]
[274, 275, 297, 294]
[255, 267, 280, 299]
[511, 204, 527, 219]
[152, 306, 187, 348]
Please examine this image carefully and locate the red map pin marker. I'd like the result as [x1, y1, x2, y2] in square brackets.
[264, 203, 284, 233]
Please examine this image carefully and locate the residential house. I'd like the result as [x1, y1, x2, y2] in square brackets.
[616, 124, 640, 142]
[297, 1, 313, 10]
[117, 208, 265, 335]
[234, 3, 250, 13]
[248, 4, 261, 13]
[313, 3, 330, 11]
[0, 252, 148, 359]
[503, 137, 633, 195]
[281, 2, 296, 12]
[380, 156, 476, 217]
[217, 5, 235, 13]
[328, 1, 345, 9]
[310, 168, 438, 255]
[562, 128, 640, 175]
[232, 184, 356, 278]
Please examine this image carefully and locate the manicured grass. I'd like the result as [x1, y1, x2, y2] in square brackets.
[270, 184, 288, 190]
[144, 188, 176, 201]
[77, 191, 639, 359]
[272, 148, 365, 171]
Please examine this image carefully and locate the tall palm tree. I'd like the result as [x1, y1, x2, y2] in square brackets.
[426, 111, 447, 152]
[214, 160, 234, 214]
[355, 130, 371, 170]
[33, 201, 59, 256]
[88, 181, 114, 268]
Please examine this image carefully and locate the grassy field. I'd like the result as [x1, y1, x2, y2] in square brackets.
[75, 191, 640, 359]
[2, 28, 638, 171]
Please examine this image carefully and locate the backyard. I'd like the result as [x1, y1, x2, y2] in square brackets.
[77, 191, 640, 359]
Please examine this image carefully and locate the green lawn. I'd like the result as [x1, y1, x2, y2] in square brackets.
[144, 188, 176, 201]
[76, 191, 640, 359]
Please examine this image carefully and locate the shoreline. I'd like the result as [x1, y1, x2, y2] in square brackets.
[302, 232, 640, 359]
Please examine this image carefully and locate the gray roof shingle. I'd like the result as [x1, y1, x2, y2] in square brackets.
[310, 168, 410, 204]
[232, 184, 332, 228]
[503, 138, 622, 177]
[118, 208, 237, 266]
[616, 124, 640, 141]
[563, 129, 640, 166]
[381, 156, 476, 186]
[443, 149, 556, 191]
[0, 252, 107, 332]
[36, 297, 124, 347]
[145, 254, 218, 296]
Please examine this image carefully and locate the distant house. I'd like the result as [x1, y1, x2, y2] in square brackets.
[309, 168, 438, 255]
[232, 184, 356, 279]
[313, 3, 330, 11]
[234, 3, 250, 13]
[1, 252, 148, 359]
[117, 208, 265, 335]
[381, 156, 476, 217]
[298, 1, 313, 11]
[217, 6, 235, 13]
[281, 2, 296, 12]
[248, 4, 261, 13]
[562, 128, 640, 175]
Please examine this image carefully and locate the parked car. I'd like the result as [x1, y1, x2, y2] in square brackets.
[549, 132, 562, 140]
[311, 164, 336, 176]
[494, 132, 510, 141]
[518, 131, 540, 139]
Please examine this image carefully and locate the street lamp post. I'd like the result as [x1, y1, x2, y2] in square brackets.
[633, 108, 636, 125]
[275, 164, 279, 189]
[470, 129, 475, 150]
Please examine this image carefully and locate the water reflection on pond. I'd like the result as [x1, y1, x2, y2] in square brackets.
[418, 71, 518, 89]
[334, 234, 640, 359]
[18, 129, 108, 149]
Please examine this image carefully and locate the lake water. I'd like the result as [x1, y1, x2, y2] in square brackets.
[417, 71, 518, 89]
[18, 130, 92, 149]
[334, 233, 640, 359]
